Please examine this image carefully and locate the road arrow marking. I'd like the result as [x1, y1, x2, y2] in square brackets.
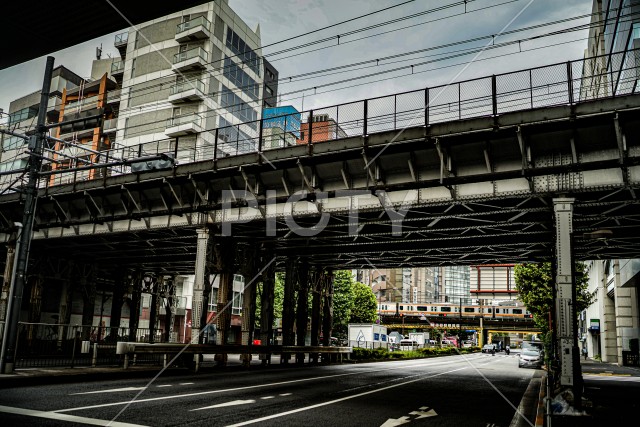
[409, 406, 437, 419]
[191, 400, 256, 411]
[380, 416, 411, 426]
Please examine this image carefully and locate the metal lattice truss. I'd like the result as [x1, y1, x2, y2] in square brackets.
[1, 95, 639, 276]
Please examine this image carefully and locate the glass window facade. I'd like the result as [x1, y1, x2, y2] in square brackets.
[225, 28, 261, 76]
[218, 117, 256, 154]
[441, 266, 471, 305]
[223, 56, 260, 101]
[219, 84, 258, 127]
[8, 106, 38, 126]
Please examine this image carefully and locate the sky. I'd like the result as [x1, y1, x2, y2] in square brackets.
[0, 0, 595, 117]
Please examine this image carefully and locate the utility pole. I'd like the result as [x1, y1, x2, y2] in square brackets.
[0, 57, 54, 374]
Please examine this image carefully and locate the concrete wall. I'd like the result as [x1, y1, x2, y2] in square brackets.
[135, 17, 182, 49]
[129, 76, 174, 108]
[91, 59, 115, 81]
[124, 109, 173, 138]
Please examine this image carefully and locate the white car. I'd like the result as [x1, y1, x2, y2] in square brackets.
[518, 349, 542, 368]
[482, 344, 496, 353]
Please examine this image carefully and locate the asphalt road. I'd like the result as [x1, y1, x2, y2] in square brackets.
[0, 352, 536, 427]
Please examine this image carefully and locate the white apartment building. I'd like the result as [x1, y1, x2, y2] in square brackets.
[111, 0, 268, 161]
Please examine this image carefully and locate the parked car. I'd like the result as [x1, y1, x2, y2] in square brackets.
[518, 349, 542, 368]
[482, 344, 496, 353]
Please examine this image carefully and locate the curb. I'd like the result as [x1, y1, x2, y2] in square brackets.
[536, 374, 546, 427]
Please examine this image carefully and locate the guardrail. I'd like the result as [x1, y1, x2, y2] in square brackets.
[116, 342, 353, 371]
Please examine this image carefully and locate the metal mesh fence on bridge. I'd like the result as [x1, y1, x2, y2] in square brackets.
[4, 49, 635, 190]
[0, 322, 166, 368]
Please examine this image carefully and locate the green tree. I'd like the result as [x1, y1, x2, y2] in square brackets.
[350, 281, 378, 324]
[331, 270, 355, 338]
[514, 262, 593, 334]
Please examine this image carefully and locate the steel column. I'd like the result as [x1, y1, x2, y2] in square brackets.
[282, 259, 297, 363]
[322, 270, 334, 362]
[553, 197, 580, 398]
[296, 259, 310, 364]
[1, 57, 54, 374]
[191, 227, 212, 344]
[260, 261, 276, 364]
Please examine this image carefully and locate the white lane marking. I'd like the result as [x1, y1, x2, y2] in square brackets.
[156, 385, 172, 388]
[279, 393, 292, 396]
[54, 371, 367, 413]
[70, 387, 146, 395]
[584, 375, 640, 382]
[180, 383, 194, 385]
[381, 416, 411, 426]
[54, 356, 474, 413]
[226, 366, 468, 427]
[260, 396, 275, 400]
[191, 400, 256, 411]
[0, 405, 147, 427]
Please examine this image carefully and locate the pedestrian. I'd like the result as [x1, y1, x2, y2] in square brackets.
[582, 346, 588, 360]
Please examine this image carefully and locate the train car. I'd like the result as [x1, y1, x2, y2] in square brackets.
[377, 303, 532, 320]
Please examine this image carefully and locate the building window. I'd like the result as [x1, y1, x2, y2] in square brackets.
[223, 56, 259, 100]
[219, 85, 258, 128]
[225, 28, 261, 76]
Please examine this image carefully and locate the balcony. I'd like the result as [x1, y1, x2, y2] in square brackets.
[114, 32, 128, 48]
[168, 80, 206, 103]
[172, 47, 208, 72]
[103, 118, 118, 134]
[106, 89, 122, 105]
[114, 32, 128, 59]
[175, 16, 211, 43]
[165, 113, 203, 137]
[111, 60, 125, 77]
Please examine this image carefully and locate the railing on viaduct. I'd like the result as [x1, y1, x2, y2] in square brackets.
[28, 49, 640, 188]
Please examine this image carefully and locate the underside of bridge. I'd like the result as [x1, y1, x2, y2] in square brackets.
[1, 94, 639, 277]
[1, 88, 639, 372]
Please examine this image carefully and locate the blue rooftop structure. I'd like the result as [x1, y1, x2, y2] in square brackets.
[262, 106, 301, 137]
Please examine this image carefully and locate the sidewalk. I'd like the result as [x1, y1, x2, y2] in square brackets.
[0, 354, 288, 389]
[550, 358, 640, 426]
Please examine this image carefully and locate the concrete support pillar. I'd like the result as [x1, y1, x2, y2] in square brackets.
[296, 260, 310, 364]
[553, 198, 579, 393]
[322, 270, 334, 362]
[282, 259, 297, 363]
[260, 262, 276, 364]
[128, 272, 142, 342]
[192, 228, 213, 344]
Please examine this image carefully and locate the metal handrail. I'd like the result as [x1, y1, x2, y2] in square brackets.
[114, 32, 128, 46]
[26, 48, 640, 187]
[173, 47, 208, 64]
[170, 80, 205, 95]
[176, 16, 211, 34]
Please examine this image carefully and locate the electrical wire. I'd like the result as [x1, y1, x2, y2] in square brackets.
[111, 13, 634, 138]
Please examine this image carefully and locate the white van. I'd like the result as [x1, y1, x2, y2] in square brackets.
[399, 339, 418, 351]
